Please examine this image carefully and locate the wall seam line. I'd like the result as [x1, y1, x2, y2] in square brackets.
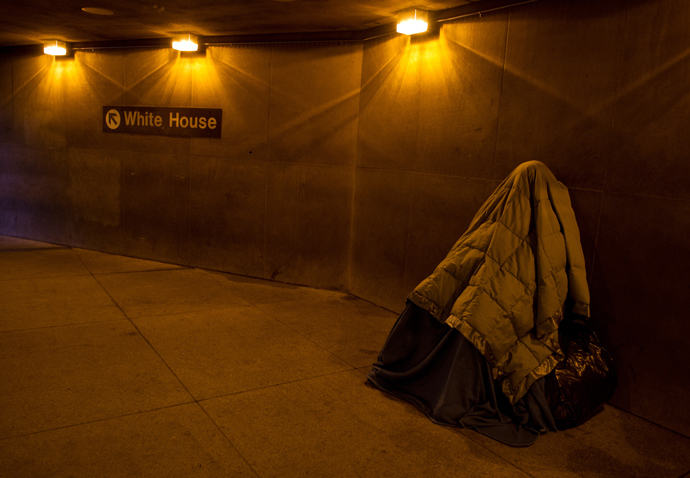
[489, 7, 511, 181]
[11, 51, 15, 137]
[589, 0, 630, 283]
[188, 51, 193, 267]
[402, 172, 415, 292]
[262, 46, 274, 281]
[401, 37, 421, 292]
[121, 51, 128, 257]
[347, 43, 365, 294]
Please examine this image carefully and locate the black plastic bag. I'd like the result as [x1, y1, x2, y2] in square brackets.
[545, 315, 617, 430]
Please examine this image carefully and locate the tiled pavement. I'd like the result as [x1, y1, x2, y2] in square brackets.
[1, 235, 689, 477]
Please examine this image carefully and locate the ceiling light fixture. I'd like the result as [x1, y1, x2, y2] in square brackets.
[396, 9, 428, 35]
[44, 40, 67, 56]
[172, 33, 199, 52]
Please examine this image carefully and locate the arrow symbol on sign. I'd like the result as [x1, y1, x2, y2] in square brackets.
[105, 108, 120, 130]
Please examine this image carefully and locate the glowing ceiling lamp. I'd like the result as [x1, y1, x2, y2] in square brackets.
[172, 34, 199, 52]
[396, 9, 428, 35]
[44, 40, 67, 56]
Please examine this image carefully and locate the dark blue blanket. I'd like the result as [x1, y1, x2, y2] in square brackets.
[367, 301, 557, 447]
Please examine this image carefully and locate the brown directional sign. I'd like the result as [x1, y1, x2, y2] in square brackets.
[103, 106, 222, 138]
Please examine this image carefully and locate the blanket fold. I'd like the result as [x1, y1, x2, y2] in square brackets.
[408, 161, 590, 404]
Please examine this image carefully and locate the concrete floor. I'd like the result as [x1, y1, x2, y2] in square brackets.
[1, 235, 689, 478]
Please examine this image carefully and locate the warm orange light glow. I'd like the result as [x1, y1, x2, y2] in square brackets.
[44, 40, 67, 56]
[81, 7, 114, 15]
[172, 34, 199, 52]
[397, 9, 428, 35]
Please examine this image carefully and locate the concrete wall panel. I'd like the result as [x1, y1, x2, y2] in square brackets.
[493, 0, 625, 190]
[591, 192, 690, 436]
[64, 51, 125, 151]
[264, 161, 352, 290]
[357, 35, 419, 172]
[0, 53, 13, 143]
[190, 45, 271, 161]
[12, 53, 66, 148]
[403, 175, 493, 294]
[268, 43, 362, 167]
[415, 14, 507, 179]
[350, 168, 413, 313]
[123, 49, 192, 155]
[67, 147, 125, 254]
[122, 151, 190, 264]
[608, 0, 690, 200]
[567, 188, 603, 280]
[189, 155, 267, 277]
[0, 144, 69, 243]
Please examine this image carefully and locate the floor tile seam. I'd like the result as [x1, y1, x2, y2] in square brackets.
[89, 266, 189, 276]
[194, 401, 261, 478]
[0, 247, 69, 253]
[91, 266, 195, 278]
[335, 291, 399, 315]
[83, 266, 201, 403]
[107, 319, 199, 402]
[257, 289, 351, 302]
[252, 296, 348, 310]
[197, 269, 385, 313]
[3, 259, 255, 471]
[0, 273, 93, 282]
[366, 381, 538, 476]
[253, 300, 396, 343]
[254, 306, 361, 369]
[197, 271, 301, 296]
[69, 247, 192, 269]
[454, 428, 539, 478]
[248, 298, 322, 308]
[0, 317, 130, 335]
[196, 368, 359, 403]
[605, 403, 690, 442]
[0, 400, 198, 442]
[196, 267, 345, 298]
[128, 305, 363, 399]
[126, 303, 264, 321]
[256, 301, 396, 322]
[196, 370, 534, 477]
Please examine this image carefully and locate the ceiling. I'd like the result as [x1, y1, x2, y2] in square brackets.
[0, 0, 497, 48]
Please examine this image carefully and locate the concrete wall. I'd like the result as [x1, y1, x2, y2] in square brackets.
[1, 0, 689, 436]
[353, 0, 690, 437]
[0, 43, 362, 291]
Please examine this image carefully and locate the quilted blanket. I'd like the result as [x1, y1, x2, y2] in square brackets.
[408, 161, 590, 404]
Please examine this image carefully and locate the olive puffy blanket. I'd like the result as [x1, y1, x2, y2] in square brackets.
[408, 160, 590, 404]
